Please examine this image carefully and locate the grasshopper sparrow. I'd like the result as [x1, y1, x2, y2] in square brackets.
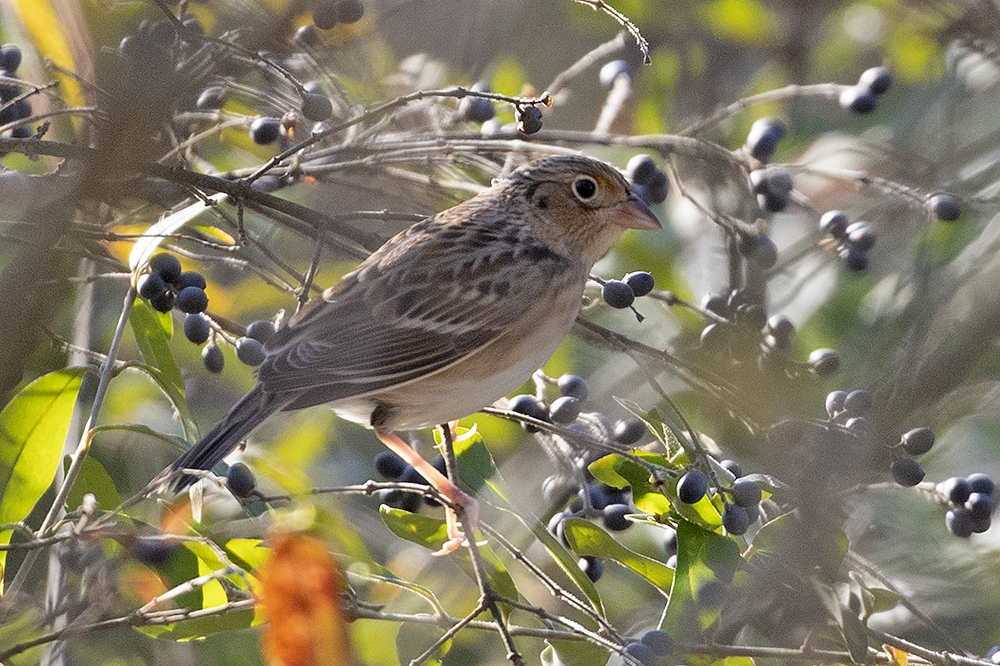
[156, 154, 660, 554]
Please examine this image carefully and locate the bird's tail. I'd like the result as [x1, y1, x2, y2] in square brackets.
[147, 385, 291, 494]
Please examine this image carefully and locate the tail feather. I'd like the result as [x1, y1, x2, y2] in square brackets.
[149, 385, 293, 493]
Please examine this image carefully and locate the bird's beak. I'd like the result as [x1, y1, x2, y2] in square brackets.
[616, 195, 662, 230]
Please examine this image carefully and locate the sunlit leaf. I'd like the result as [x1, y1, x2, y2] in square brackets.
[564, 518, 673, 592]
[659, 520, 741, 643]
[64, 455, 120, 512]
[0, 368, 86, 593]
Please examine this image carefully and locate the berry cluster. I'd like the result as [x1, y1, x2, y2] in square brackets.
[676, 463, 762, 536]
[0, 43, 32, 138]
[749, 167, 793, 213]
[135, 252, 278, 374]
[819, 210, 876, 272]
[600, 270, 655, 310]
[620, 629, 674, 666]
[137, 253, 209, 315]
[839, 67, 893, 114]
[312, 0, 365, 31]
[938, 473, 994, 537]
[374, 450, 448, 512]
[625, 154, 669, 207]
[699, 293, 840, 378]
[824, 388, 875, 436]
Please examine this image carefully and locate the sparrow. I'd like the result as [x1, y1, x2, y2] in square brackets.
[154, 154, 660, 554]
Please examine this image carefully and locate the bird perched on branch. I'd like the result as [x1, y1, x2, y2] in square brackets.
[151, 154, 660, 554]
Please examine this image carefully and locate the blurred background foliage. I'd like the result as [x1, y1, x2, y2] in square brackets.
[3, 0, 1000, 664]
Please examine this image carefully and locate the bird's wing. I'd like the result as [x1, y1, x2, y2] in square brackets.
[257, 204, 578, 400]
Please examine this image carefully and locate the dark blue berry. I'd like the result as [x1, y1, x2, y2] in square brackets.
[646, 170, 669, 204]
[929, 193, 961, 222]
[622, 640, 656, 666]
[901, 427, 934, 456]
[722, 504, 751, 535]
[840, 85, 878, 113]
[613, 418, 646, 445]
[946, 508, 973, 538]
[677, 469, 708, 504]
[246, 319, 276, 344]
[624, 271, 655, 297]
[226, 462, 256, 497]
[808, 348, 840, 377]
[183, 313, 211, 344]
[149, 253, 182, 283]
[509, 394, 548, 432]
[626, 154, 658, 186]
[137, 273, 166, 300]
[820, 210, 849, 238]
[459, 96, 495, 123]
[967, 473, 995, 495]
[843, 389, 872, 416]
[175, 286, 208, 314]
[336, 0, 365, 24]
[550, 396, 581, 424]
[730, 479, 761, 508]
[175, 271, 207, 290]
[640, 630, 673, 656]
[202, 343, 224, 373]
[859, 67, 892, 95]
[939, 477, 971, 505]
[235, 337, 266, 366]
[746, 117, 785, 163]
[0, 45, 22, 72]
[602, 280, 635, 308]
[846, 221, 876, 251]
[301, 92, 333, 121]
[603, 503, 631, 531]
[890, 458, 924, 487]
[838, 243, 869, 271]
[249, 117, 281, 144]
[557, 374, 589, 400]
[828, 391, 850, 420]
[148, 290, 175, 313]
[375, 451, 407, 479]
[580, 556, 603, 582]
[720, 459, 742, 478]
[968, 493, 993, 521]
[515, 105, 542, 134]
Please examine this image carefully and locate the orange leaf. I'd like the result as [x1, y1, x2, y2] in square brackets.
[258, 532, 355, 666]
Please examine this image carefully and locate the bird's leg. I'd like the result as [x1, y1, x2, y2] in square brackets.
[374, 425, 478, 556]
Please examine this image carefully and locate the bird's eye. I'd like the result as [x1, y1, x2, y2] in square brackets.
[572, 175, 598, 201]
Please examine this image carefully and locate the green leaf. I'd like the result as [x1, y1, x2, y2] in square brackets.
[129, 302, 197, 440]
[64, 455, 120, 512]
[503, 507, 605, 616]
[564, 518, 673, 593]
[380, 505, 448, 549]
[0, 368, 86, 590]
[378, 505, 518, 602]
[659, 520, 741, 644]
[589, 452, 673, 517]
